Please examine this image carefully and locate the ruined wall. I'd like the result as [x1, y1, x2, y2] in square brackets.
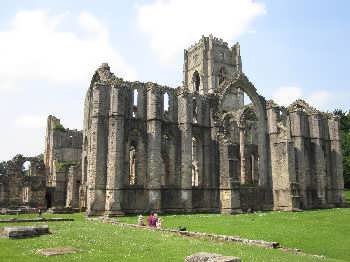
[0, 155, 46, 208]
[44, 115, 83, 208]
[267, 100, 345, 210]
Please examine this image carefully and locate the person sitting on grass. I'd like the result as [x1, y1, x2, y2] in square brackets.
[138, 214, 145, 226]
[147, 212, 154, 226]
[152, 213, 159, 227]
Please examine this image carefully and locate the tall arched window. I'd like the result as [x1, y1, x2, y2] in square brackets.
[193, 97, 198, 123]
[164, 92, 169, 112]
[192, 71, 200, 92]
[192, 137, 199, 187]
[132, 89, 138, 118]
[129, 145, 136, 185]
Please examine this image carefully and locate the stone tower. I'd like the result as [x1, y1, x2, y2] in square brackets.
[183, 35, 244, 110]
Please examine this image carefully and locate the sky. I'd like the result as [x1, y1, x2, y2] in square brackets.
[0, 0, 349, 161]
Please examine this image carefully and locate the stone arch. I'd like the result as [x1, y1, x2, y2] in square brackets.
[219, 74, 269, 186]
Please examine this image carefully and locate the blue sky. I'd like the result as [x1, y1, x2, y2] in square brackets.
[0, 0, 349, 161]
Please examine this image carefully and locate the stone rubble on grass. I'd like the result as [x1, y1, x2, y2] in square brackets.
[185, 252, 241, 262]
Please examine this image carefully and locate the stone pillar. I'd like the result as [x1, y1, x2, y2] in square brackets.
[239, 127, 246, 184]
[219, 137, 241, 214]
[310, 114, 327, 207]
[289, 110, 307, 208]
[65, 165, 81, 209]
[183, 50, 189, 88]
[267, 105, 299, 211]
[202, 130, 211, 187]
[207, 36, 215, 93]
[147, 85, 162, 212]
[105, 86, 125, 216]
[178, 89, 193, 212]
[328, 118, 345, 205]
[86, 83, 109, 216]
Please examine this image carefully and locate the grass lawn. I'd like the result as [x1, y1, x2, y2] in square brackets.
[118, 208, 350, 261]
[0, 213, 332, 262]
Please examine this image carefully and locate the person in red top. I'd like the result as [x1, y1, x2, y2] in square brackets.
[147, 212, 154, 226]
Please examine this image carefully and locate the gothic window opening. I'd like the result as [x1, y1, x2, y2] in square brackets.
[193, 97, 198, 123]
[163, 92, 170, 120]
[132, 89, 138, 118]
[129, 145, 137, 185]
[192, 137, 199, 187]
[22, 161, 31, 176]
[23, 187, 30, 203]
[192, 71, 200, 92]
[218, 67, 226, 85]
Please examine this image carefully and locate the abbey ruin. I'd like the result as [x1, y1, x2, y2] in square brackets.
[82, 35, 345, 215]
[0, 35, 345, 215]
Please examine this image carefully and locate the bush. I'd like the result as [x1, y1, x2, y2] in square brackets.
[53, 122, 65, 132]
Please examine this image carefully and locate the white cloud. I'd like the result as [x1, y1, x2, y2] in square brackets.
[136, 0, 266, 64]
[272, 86, 333, 110]
[0, 10, 137, 90]
[272, 86, 303, 106]
[14, 114, 46, 129]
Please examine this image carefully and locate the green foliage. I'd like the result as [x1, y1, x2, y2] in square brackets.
[36, 153, 44, 160]
[0, 213, 333, 262]
[333, 109, 350, 188]
[53, 122, 66, 132]
[119, 209, 350, 261]
[345, 189, 350, 203]
[0, 161, 7, 175]
[55, 161, 78, 172]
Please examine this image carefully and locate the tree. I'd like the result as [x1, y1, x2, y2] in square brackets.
[333, 109, 350, 188]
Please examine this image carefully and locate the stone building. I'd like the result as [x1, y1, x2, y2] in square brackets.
[82, 35, 345, 216]
[44, 115, 83, 208]
[0, 155, 46, 208]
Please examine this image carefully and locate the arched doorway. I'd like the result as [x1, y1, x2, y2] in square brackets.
[218, 73, 269, 187]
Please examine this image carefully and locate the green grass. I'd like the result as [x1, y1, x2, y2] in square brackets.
[0, 213, 331, 262]
[118, 209, 350, 261]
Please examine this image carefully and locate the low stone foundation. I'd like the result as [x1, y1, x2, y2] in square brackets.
[94, 217, 279, 249]
[0, 217, 74, 223]
[185, 252, 241, 262]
